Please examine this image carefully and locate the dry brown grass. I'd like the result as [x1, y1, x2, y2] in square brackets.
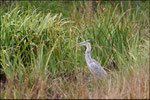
[1, 66, 149, 99]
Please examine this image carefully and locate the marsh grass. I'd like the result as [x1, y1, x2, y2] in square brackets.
[0, 1, 149, 99]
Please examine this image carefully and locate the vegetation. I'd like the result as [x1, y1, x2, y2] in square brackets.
[0, 1, 149, 99]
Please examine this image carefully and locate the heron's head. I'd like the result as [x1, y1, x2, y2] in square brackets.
[77, 41, 91, 47]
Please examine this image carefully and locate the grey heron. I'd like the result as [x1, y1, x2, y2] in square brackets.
[77, 41, 107, 79]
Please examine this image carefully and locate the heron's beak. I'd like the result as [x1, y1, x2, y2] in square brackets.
[77, 41, 88, 46]
[77, 43, 80, 46]
[77, 43, 83, 46]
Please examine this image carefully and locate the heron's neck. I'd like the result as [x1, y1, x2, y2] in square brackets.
[85, 44, 91, 60]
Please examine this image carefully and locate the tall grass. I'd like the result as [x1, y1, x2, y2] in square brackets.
[0, 1, 149, 99]
[0, 2, 77, 77]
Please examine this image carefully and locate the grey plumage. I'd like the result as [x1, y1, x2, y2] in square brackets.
[78, 41, 107, 79]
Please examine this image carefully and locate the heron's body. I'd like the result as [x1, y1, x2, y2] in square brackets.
[78, 41, 107, 79]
